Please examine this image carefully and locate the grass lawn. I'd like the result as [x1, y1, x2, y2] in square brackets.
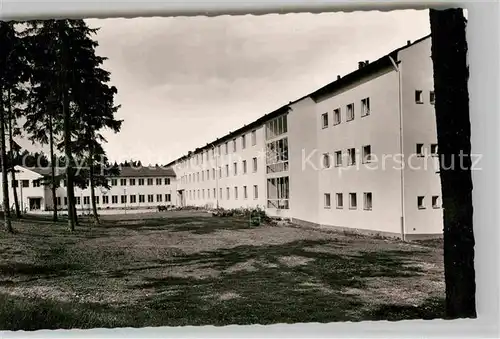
[0, 211, 444, 330]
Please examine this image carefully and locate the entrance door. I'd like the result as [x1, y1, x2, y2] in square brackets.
[29, 198, 42, 211]
[178, 190, 185, 207]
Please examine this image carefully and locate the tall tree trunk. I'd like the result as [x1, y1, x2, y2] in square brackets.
[429, 8, 476, 319]
[0, 87, 13, 233]
[60, 24, 76, 231]
[48, 116, 58, 222]
[7, 89, 20, 218]
[89, 147, 99, 225]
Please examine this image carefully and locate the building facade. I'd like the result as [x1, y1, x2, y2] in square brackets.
[0, 166, 176, 214]
[169, 35, 443, 240]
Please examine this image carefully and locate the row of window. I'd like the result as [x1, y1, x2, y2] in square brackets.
[182, 157, 259, 184]
[10, 177, 171, 189]
[321, 97, 370, 129]
[188, 185, 259, 201]
[417, 195, 441, 209]
[324, 192, 372, 210]
[416, 143, 438, 157]
[56, 193, 172, 206]
[321, 142, 438, 168]
[109, 177, 171, 187]
[185, 130, 258, 168]
[322, 145, 372, 168]
[415, 90, 435, 105]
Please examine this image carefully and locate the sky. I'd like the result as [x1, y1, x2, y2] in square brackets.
[17, 9, 431, 165]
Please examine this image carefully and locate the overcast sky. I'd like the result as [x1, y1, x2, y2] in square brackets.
[18, 9, 431, 165]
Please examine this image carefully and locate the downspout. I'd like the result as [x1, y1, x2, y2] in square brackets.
[389, 55, 406, 241]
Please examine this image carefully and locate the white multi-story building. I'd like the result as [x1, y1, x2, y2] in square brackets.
[0, 165, 176, 213]
[169, 35, 443, 240]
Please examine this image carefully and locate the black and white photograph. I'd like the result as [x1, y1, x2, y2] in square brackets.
[0, 7, 476, 331]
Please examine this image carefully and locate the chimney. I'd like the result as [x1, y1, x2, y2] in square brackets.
[365, 60, 369, 65]
[337, 75, 341, 80]
[407, 40, 411, 45]
[358, 61, 364, 69]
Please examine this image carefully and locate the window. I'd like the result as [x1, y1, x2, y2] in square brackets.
[322, 153, 331, 169]
[220, 188, 223, 200]
[266, 114, 288, 140]
[243, 186, 248, 199]
[217, 145, 221, 155]
[64, 197, 68, 205]
[431, 144, 438, 156]
[219, 167, 222, 178]
[202, 190, 205, 199]
[253, 157, 258, 172]
[251, 130, 257, 145]
[241, 134, 246, 149]
[213, 188, 216, 198]
[148, 194, 154, 203]
[324, 193, 331, 209]
[95, 196, 99, 205]
[111, 195, 118, 204]
[416, 143, 424, 156]
[165, 178, 171, 185]
[197, 172, 200, 182]
[349, 193, 357, 209]
[267, 177, 289, 209]
[234, 187, 238, 200]
[334, 108, 341, 125]
[415, 90, 423, 104]
[362, 145, 372, 163]
[253, 185, 259, 199]
[157, 194, 162, 202]
[225, 142, 228, 154]
[226, 187, 230, 200]
[197, 190, 200, 199]
[432, 196, 440, 209]
[233, 162, 238, 175]
[364, 192, 372, 210]
[202, 171, 204, 181]
[83, 196, 90, 205]
[418, 196, 426, 209]
[165, 194, 171, 202]
[335, 151, 343, 167]
[361, 97, 370, 117]
[347, 103, 354, 121]
[130, 178, 136, 186]
[336, 193, 343, 209]
[121, 195, 127, 204]
[139, 195, 145, 203]
[207, 189, 210, 199]
[110, 179, 117, 186]
[225, 164, 229, 177]
[430, 91, 435, 105]
[156, 178, 162, 185]
[265, 137, 289, 174]
[147, 178, 153, 185]
[212, 168, 216, 179]
[130, 195, 136, 203]
[233, 139, 237, 152]
[76, 197, 81, 205]
[138, 179, 144, 186]
[206, 170, 209, 180]
[242, 160, 247, 174]
[33, 179, 41, 187]
[321, 113, 329, 128]
[348, 148, 356, 166]
[22, 180, 29, 188]
[120, 178, 127, 186]
[102, 196, 108, 204]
